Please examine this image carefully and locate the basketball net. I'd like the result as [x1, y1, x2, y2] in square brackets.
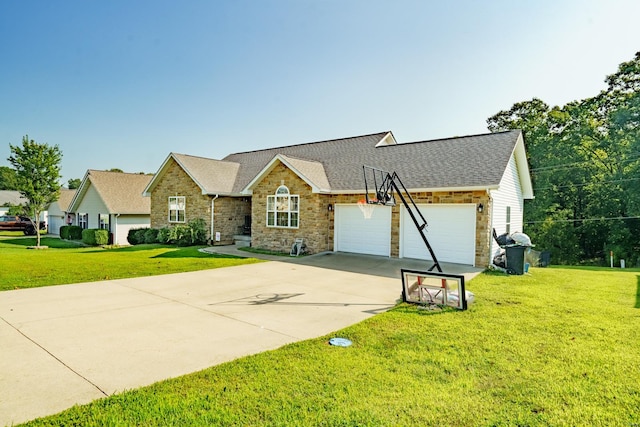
[357, 199, 376, 219]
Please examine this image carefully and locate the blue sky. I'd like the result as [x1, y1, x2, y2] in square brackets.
[1, 1, 639, 184]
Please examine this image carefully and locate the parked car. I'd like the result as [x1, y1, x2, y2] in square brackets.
[0, 215, 47, 235]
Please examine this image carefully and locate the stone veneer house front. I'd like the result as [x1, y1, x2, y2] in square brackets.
[144, 130, 533, 267]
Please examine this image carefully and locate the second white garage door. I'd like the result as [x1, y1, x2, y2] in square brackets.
[334, 204, 391, 256]
[400, 204, 476, 265]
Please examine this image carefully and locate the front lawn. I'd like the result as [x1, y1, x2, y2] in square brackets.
[20, 266, 640, 426]
[0, 237, 262, 291]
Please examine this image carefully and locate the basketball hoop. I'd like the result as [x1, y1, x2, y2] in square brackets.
[357, 199, 376, 219]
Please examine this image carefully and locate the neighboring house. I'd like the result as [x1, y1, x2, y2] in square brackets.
[68, 170, 153, 245]
[0, 190, 48, 224]
[144, 130, 533, 267]
[47, 189, 77, 235]
[0, 190, 27, 216]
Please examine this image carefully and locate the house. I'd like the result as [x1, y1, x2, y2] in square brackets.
[47, 188, 77, 235]
[0, 190, 48, 224]
[68, 170, 153, 245]
[144, 130, 533, 267]
[0, 190, 27, 216]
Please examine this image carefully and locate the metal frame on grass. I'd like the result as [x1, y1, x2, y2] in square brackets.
[401, 268, 469, 310]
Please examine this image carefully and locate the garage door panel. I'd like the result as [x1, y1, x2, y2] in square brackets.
[335, 205, 391, 256]
[401, 205, 475, 265]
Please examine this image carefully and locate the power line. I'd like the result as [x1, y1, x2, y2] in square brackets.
[525, 215, 640, 224]
[533, 177, 640, 191]
[530, 152, 640, 173]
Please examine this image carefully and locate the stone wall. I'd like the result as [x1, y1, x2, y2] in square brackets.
[213, 197, 251, 245]
[149, 158, 249, 244]
[251, 163, 329, 254]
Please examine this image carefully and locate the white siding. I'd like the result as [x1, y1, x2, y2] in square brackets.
[113, 215, 150, 246]
[74, 185, 109, 229]
[489, 154, 525, 257]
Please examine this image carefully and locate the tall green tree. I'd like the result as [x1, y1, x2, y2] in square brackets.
[0, 166, 19, 190]
[8, 135, 63, 247]
[67, 178, 81, 189]
[487, 52, 640, 266]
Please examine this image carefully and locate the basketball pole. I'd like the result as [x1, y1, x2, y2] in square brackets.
[362, 166, 443, 273]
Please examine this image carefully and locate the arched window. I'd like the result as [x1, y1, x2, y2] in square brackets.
[266, 185, 299, 228]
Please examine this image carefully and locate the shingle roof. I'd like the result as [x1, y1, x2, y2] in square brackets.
[0, 190, 27, 206]
[55, 188, 76, 211]
[223, 132, 391, 193]
[277, 154, 331, 192]
[148, 130, 526, 197]
[172, 153, 240, 195]
[224, 130, 523, 193]
[72, 170, 153, 214]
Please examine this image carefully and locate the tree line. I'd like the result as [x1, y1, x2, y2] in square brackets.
[488, 52, 640, 266]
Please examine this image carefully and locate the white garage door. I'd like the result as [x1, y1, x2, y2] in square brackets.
[334, 204, 391, 256]
[400, 204, 476, 265]
[48, 215, 64, 235]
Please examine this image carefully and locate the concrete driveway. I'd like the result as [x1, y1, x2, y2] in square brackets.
[0, 251, 482, 426]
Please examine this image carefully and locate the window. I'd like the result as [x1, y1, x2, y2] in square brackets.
[168, 196, 185, 223]
[266, 185, 299, 228]
[506, 206, 511, 234]
[99, 214, 110, 231]
[78, 213, 89, 229]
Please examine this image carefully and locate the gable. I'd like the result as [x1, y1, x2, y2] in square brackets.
[73, 183, 109, 214]
[144, 153, 239, 196]
[69, 170, 152, 214]
[245, 154, 331, 194]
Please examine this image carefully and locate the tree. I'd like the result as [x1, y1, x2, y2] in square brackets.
[0, 166, 19, 190]
[487, 52, 640, 266]
[67, 178, 81, 189]
[8, 135, 63, 247]
[108, 168, 124, 173]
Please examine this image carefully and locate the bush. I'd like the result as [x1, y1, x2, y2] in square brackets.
[61, 225, 83, 240]
[144, 228, 159, 244]
[187, 218, 207, 246]
[157, 227, 171, 244]
[167, 219, 208, 247]
[127, 227, 149, 245]
[82, 229, 109, 246]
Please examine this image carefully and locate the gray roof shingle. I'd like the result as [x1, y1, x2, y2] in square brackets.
[223, 130, 522, 193]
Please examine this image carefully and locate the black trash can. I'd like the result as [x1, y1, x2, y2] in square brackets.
[505, 245, 527, 275]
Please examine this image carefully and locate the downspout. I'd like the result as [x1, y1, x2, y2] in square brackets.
[211, 195, 219, 245]
[114, 214, 120, 245]
[486, 189, 494, 265]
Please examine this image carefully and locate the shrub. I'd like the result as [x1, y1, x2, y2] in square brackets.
[188, 218, 207, 246]
[157, 227, 171, 244]
[82, 229, 109, 246]
[127, 227, 149, 245]
[167, 219, 208, 247]
[144, 228, 159, 244]
[61, 225, 83, 240]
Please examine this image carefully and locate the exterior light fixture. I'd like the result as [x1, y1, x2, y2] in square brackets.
[328, 204, 333, 212]
[477, 203, 484, 213]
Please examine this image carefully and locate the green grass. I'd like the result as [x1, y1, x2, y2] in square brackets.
[0, 237, 263, 291]
[20, 266, 640, 426]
